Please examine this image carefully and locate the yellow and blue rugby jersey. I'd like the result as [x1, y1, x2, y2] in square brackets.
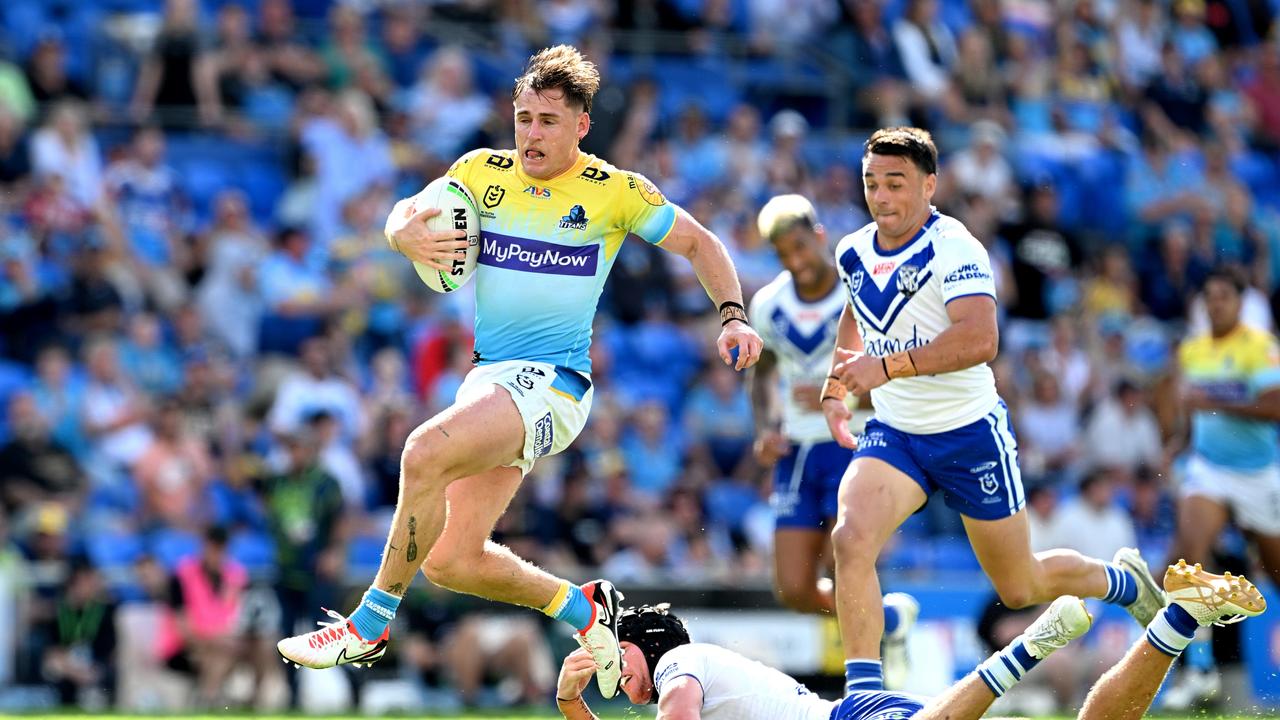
[447, 148, 677, 373]
[1178, 325, 1280, 470]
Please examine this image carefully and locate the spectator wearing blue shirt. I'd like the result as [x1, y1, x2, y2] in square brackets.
[621, 401, 684, 500]
[257, 227, 334, 355]
[118, 312, 183, 397]
[1125, 134, 1211, 240]
[300, 89, 395, 253]
[683, 364, 754, 479]
[1169, 0, 1218, 68]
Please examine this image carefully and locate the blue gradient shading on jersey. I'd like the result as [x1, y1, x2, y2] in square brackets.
[472, 205, 675, 373]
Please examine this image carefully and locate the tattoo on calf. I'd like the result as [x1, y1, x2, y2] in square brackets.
[406, 517, 419, 562]
[389, 583, 404, 594]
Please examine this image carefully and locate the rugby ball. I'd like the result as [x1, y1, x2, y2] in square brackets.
[385, 176, 481, 293]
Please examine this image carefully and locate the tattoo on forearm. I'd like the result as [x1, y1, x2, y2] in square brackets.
[389, 583, 404, 594]
[406, 516, 418, 562]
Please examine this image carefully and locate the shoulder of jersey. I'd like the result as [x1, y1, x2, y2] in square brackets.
[750, 271, 792, 314]
[450, 148, 516, 177]
[931, 213, 978, 242]
[834, 222, 876, 258]
[575, 153, 621, 186]
[1240, 326, 1278, 350]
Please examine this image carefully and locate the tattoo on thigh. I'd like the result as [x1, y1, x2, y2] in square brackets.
[389, 583, 405, 594]
[406, 517, 418, 562]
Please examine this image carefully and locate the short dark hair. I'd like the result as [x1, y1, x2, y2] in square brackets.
[864, 126, 938, 175]
[1205, 265, 1247, 295]
[512, 45, 600, 113]
[617, 604, 691, 699]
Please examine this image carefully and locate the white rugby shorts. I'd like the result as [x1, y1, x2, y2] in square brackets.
[457, 360, 593, 475]
[1182, 454, 1280, 535]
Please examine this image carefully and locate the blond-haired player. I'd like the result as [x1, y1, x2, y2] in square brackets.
[277, 46, 764, 700]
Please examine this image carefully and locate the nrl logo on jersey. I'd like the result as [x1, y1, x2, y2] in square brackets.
[897, 264, 922, 297]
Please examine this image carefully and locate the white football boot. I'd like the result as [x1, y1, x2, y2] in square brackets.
[276, 608, 390, 669]
[573, 579, 625, 698]
[1021, 596, 1093, 661]
[1113, 547, 1167, 626]
[881, 592, 919, 690]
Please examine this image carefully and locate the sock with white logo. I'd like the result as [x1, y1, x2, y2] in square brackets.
[1101, 563, 1140, 606]
[844, 659, 883, 694]
[1144, 604, 1198, 657]
[350, 587, 401, 641]
[976, 636, 1041, 697]
[542, 581, 595, 632]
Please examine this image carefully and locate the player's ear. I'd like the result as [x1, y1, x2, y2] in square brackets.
[922, 172, 937, 200]
[577, 111, 590, 141]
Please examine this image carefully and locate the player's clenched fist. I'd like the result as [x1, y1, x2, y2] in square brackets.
[832, 347, 889, 396]
[718, 319, 764, 371]
[384, 196, 471, 272]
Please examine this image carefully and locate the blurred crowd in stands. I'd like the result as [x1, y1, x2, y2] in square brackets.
[0, 0, 1278, 711]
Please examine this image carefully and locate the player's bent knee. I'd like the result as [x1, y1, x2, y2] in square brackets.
[400, 427, 450, 486]
[422, 553, 466, 589]
[992, 581, 1037, 609]
[830, 519, 884, 562]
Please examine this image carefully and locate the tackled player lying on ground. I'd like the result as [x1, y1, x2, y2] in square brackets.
[553, 561, 1266, 720]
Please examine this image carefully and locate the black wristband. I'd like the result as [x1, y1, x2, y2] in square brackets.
[719, 300, 748, 326]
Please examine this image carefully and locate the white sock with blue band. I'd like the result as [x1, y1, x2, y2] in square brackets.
[1145, 604, 1198, 657]
[976, 635, 1042, 697]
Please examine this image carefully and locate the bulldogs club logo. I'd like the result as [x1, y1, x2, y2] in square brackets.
[896, 264, 922, 297]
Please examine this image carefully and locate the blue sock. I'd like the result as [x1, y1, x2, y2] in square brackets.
[844, 659, 883, 694]
[1102, 563, 1139, 606]
[550, 584, 595, 632]
[350, 587, 401, 641]
[883, 604, 901, 636]
[976, 636, 1043, 697]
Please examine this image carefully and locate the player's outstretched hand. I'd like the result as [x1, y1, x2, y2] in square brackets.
[719, 319, 763, 371]
[557, 648, 598, 701]
[833, 350, 890, 396]
[384, 196, 471, 272]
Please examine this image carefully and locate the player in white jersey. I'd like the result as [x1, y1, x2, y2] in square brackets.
[749, 195, 918, 686]
[820, 127, 1165, 696]
[553, 564, 1265, 720]
[277, 46, 764, 698]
